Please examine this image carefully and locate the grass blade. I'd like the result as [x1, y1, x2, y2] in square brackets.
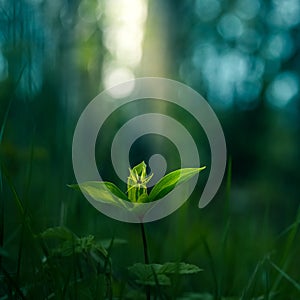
[271, 204, 300, 293]
[202, 237, 220, 300]
[240, 258, 264, 300]
[269, 260, 300, 291]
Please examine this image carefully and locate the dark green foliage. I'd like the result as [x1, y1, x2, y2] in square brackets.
[128, 262, 202, 286]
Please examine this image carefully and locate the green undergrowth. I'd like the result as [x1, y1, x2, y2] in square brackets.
[0, 160, 300, 299]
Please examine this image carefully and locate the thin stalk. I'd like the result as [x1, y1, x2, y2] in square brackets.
[140, 223, 150, 300]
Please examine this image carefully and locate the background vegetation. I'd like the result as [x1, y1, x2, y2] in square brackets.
[0, 0, 300, 299]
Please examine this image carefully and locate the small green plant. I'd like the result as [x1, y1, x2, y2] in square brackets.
[69, 162, 206, 299]
[69, 161, 206, 204]
[36, 226, 120, 299]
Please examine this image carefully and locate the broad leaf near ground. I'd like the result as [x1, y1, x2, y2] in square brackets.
[128, 263, 171, 286]
[40, 226, 76, 240]
[159, 262, 202, 274]
[128, 262, 202, 286]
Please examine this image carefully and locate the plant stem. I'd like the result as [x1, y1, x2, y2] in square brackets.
[140, 223, 150, 300]
[140, 223, 149, 264]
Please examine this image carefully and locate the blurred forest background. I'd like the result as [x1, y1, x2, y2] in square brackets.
[0, 0, 300, 299]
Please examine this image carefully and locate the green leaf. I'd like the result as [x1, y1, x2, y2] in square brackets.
[68, 181, 129, 208]
[40, 226, 76, 240]
[128, 262, 202, 286]
[42, 231, 108, 260]
[128, 263, 171, 286]
[136, 273, 171, 286]
[149, 167, 206, 201]
[127, 161, 153, 202]
[103, 181, 129, 200]
[160, 262, 202, 274]
[131, 161, 147, 175]
[137, 193, 149, 203]
[68, 181, 128, 200]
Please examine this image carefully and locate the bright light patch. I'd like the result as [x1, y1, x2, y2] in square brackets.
[269, 0, 300, 28]
[105, 0, 147, 25]
[103, 66, 135, 98]
[101, 0, 148, 98]
[104, 26, 144, 67]
[266, 72, 299, 108]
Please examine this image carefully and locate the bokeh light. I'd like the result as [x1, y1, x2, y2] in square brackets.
[102, 0, 148, 97]
[217, 13, 244, 40]
[195, 0, 221, 22]
[266, 72, 299, 108]
[268, 0, 300, 28]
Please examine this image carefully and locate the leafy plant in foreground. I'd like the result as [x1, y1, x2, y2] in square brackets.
[69, 161, 206, 204]
[128, 262, 202, 286]
[35, 226, 116, 299]
[69, 162, 206, 299]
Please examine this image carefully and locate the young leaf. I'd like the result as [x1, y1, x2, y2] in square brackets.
[131, 161, 147, 175]
[127, 161, 153, 202]
[137, 193, 149, 203]
[149, 167, 206, 201]
[68, 181, 129, 208]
